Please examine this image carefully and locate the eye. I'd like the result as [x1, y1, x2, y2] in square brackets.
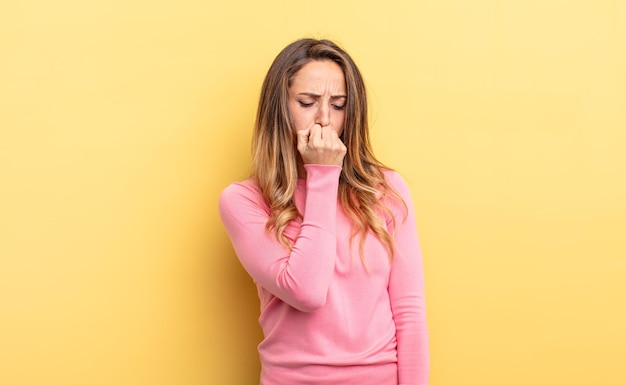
[332, 104, 346, 110]
[298, 101, 314, 107]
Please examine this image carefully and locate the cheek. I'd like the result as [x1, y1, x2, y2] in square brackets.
[333, 113, 346, 135]
[290, 107, 312, 131]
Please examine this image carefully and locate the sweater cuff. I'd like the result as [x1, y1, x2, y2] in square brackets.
[302, 164, 341, 227]
[303, 164, 342, 193]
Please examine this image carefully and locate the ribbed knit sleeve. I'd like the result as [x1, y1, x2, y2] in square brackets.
[385, 171, 430, 385]
[218, 164, 341, 312]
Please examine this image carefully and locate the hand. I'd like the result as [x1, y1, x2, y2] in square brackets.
[296, 124, 347, 167]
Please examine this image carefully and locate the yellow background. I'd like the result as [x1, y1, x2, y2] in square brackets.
[1, 0, 625, 384]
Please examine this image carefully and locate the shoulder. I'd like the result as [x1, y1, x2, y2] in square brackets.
[220, 177, 260, 198]
[380, 168, 417, 217]
[219, 177, 269, 214]
[382, 169, 411, 196]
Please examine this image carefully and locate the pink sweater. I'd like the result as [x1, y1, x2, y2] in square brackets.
[219, 164, 429, 385]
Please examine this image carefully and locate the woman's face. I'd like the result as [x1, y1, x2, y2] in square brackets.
[288, 60, 346, 137]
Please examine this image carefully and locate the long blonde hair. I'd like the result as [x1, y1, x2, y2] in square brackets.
[251, 38, 406, 263]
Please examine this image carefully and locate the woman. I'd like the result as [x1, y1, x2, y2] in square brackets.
[219, 38, 429, 385]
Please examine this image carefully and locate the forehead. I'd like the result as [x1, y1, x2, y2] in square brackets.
[290, 60, 346, 91]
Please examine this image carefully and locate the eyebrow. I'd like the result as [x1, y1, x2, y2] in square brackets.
[297, 92, 347, 99]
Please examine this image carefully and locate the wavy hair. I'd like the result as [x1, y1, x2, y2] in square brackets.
[251, 38, 406, 263]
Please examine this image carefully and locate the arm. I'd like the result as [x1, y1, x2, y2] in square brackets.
[386, 171, 430, 385]
[219, 164, 341, 312]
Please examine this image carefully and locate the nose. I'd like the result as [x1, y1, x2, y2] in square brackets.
[315, 103, 330, 127]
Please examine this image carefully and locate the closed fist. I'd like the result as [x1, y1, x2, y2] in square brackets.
[296, 124, 347, 167]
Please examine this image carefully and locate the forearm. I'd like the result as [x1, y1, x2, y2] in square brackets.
[219, 165, 341, 311]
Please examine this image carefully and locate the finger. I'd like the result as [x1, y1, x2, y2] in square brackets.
[296, 128, 310, 144]
[321, 125, 342, 147]
[296, 128, 310, 155]
[321, 125, 338, 139]
[308, 124, 323, 147]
